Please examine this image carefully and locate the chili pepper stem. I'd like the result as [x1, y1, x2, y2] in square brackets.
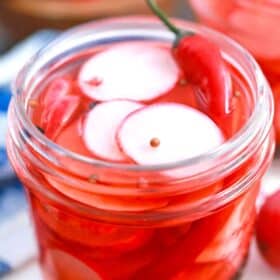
[146, 0, 192, 44]
[147, 0, 181, 35]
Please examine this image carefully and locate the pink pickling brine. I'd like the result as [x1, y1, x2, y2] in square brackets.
[7, 13, 274, 280]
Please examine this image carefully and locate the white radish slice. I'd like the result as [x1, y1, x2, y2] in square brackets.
[78, 44, 179, 102]
[46, 249, 103, 280]
[117, 103, 224, 166]
[83, 100, 143, 162]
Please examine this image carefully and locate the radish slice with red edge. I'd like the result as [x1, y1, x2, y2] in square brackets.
[41, 78, 72, 128]
[45, 95, 81, 139]
[83, 100, 143, 162]
[43, 78, 71, 108]
[117, 103, 224, 166]
[78, 44, 179, 102]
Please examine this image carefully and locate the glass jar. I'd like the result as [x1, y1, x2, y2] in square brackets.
[188, 0, 280, 144]
[0, 0, 173, 49]
[7, 17, 274, 280]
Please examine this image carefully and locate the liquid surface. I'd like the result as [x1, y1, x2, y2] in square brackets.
[30, 42, 250, 160]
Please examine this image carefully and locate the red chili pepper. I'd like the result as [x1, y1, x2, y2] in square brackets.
[147, 0, 232, 118]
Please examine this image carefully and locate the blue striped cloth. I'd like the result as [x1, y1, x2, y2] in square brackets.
[0, 30, 58, 277]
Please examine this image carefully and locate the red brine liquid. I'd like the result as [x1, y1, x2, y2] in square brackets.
[7, 17, 274, 280]
[21, 41, 261, 280]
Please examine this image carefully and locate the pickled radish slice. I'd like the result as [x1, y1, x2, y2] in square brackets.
[78, 44, 179, 101]
[159, 182, 223, 212]
[41, 78, 72, 128]
[69, 190, 168, 212]
[196, 189, 256, 263]
[43, 78, 71, 108]
[48, 176, 168, 212]
[44, 250, 103, 280]
[134, 205, 235, 280]
[45, 95, 81, 139]
[172, 261, 235, 280]
[83, 100, 143, 162]
[36, 197, 153, 250]
[101, 245, 159, 279]
[117, 103, 224, 165]
[158, 223, 192, 247]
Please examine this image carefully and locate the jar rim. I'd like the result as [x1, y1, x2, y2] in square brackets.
[12, 16, 273, 176]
